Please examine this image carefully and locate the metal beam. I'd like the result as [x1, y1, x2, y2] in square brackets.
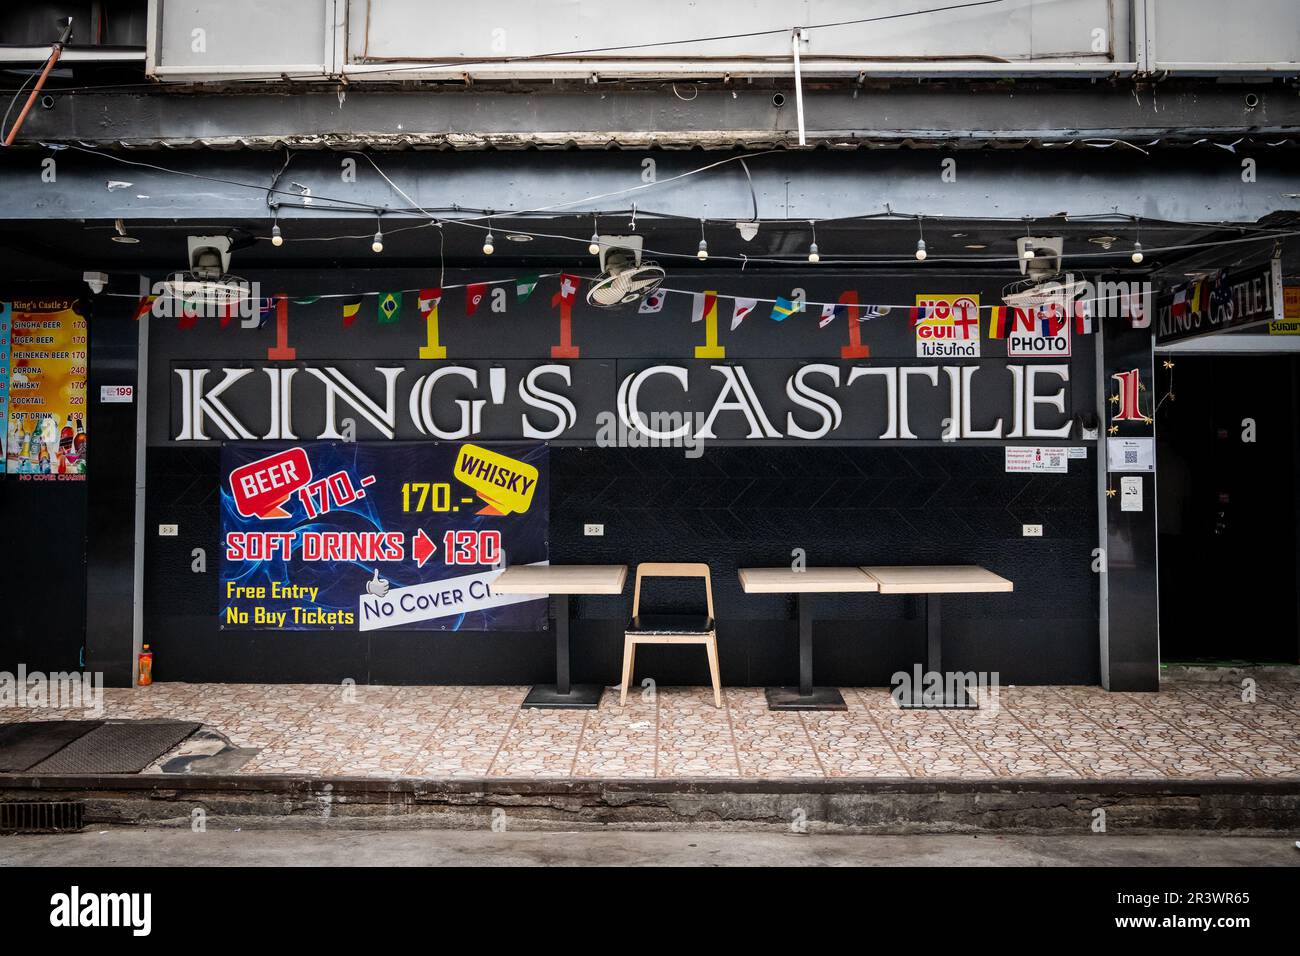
[1, 147, 1296, 227]
[15, 85, 1300, 151]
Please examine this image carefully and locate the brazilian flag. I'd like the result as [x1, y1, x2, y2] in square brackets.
[378, 291, 402, 324]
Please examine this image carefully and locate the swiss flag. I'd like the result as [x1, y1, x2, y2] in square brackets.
[557, 274, 579, 304]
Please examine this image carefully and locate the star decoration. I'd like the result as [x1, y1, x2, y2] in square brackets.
[1106, 488, 1117, 497]
[1162, 360, 1175, 369]
[1109, 394, 1120, 404]
[1108, 425, 1119, 435]
[1138, 382, 1147, 391]
[1142, 416, 1153, 424]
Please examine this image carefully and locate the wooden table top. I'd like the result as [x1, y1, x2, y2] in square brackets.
[491, 564, 628, 595]
[738, 567, 879, 593]
[859, 565, 1013, 594]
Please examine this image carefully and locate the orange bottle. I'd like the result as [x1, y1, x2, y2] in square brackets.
[138, 645, 153, 686]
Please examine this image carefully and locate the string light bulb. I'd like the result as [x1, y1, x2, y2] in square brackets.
[914, 216, 927, 261]
[371, 230, 384, 254]
[483, 218, 495, 255]
[807, 221, 820, 263]
[589, 216, 601, 256]
[271, 224, 283, 247]
[697, 220, 709, 261]
[1131, 240, 1143, 264]
[1022, 223, 1035, 259]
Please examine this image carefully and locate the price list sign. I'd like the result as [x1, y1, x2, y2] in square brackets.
[4, 297, 87, 479]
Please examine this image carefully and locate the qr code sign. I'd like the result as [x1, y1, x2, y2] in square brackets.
[1124, 450, 1138, 464]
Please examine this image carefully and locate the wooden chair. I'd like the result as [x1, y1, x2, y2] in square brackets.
[620, 562, 721, 708]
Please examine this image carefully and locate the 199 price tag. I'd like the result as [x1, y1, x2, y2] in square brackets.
[100, 384, 134, 403]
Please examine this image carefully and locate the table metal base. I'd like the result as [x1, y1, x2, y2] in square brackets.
[522, 684, 606, 709]
[522, 592, 605, 709]
[900, 592, 981, 710]
[895, 689, 981, 710]
[764, 686, 847, 711]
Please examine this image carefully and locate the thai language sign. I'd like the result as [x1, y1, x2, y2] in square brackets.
[219, 441, 548, 631]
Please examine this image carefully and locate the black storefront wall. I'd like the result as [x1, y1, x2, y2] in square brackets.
[141, 270, 1102, 686]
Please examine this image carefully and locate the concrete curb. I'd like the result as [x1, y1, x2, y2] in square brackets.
[4, 774, 1299, 834]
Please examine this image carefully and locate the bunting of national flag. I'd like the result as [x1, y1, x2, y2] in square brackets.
[131, 295, 156, 322]
[342, 297, 362, 327]
[258, 297, 276, 328]
[690, 292, 716, 324]
[771, 296, 796, 321]
[988, 305, 1010, 338]
[557, 274, 580, 304]
[515, 275, 539, 303]
[638, 290, 665, 313]
[909, 305, 928, 326]
[465, 283, 488, 316]
[1074, 299, 1094, 335]
[818, 303, 847, 328]
[377, 291, 402, 324]
[1038, 303, 1066, 337]
[418, 288, 442, 314]
[857, 305, 889, 322]
[731, 297, 757, 330]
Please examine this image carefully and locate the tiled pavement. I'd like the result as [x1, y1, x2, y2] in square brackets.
[3, 679, 1299, 780]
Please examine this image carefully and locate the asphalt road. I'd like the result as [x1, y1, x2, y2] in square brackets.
[2, 829, 1298, 866]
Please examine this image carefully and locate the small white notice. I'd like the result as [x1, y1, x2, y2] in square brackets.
[1067, 446, 1088, 459]
[1107, 437, 1155, 472]
[100, 385, 134, 403]
[1120, 476, 1144, 512]
[1004, 446, 1068, 474]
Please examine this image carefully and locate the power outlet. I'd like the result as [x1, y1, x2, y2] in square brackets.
[584, 523, 604, 537]
[159, 524, 179, 536]
[1022, 524, 1043, 537]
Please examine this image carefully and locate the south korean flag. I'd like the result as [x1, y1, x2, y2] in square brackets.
[638, 290, 666, 313]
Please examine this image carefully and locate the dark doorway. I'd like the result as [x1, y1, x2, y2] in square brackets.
[1156, 355, 1300, 664]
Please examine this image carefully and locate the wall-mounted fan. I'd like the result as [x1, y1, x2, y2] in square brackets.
[158, 235, 254, 308]
[585, 235, 665, 308]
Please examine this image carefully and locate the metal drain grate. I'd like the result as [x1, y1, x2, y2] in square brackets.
[0, 800, 84, 833]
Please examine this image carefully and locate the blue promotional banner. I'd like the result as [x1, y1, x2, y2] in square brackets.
[220, 441, 548, 631]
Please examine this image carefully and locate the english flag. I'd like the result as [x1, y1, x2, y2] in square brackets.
[730, 297, 757, 330]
